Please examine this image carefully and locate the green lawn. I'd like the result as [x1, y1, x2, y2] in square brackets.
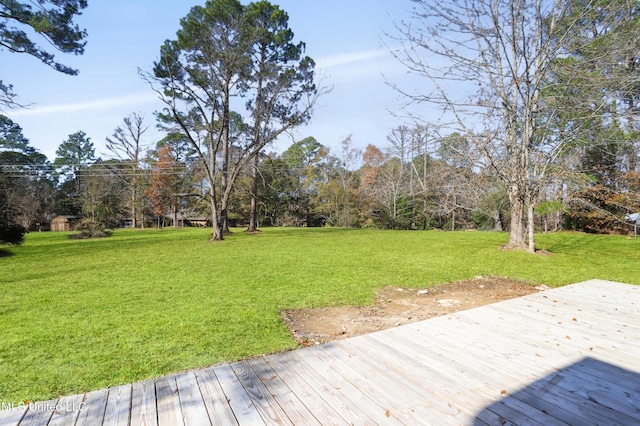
[1, 227, 638, 403]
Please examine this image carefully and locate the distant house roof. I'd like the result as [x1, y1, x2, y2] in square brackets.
[51, 215, 79, 221]
[163, 213, 209, 222]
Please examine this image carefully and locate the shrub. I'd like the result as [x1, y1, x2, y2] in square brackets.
[69, 219, 112, 239]
[0, 222, 26, 245]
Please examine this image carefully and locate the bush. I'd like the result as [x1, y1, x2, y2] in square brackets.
[69, 219, 112, 239]
[0, 222, 26, 245]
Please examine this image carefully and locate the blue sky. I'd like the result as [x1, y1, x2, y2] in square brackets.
[4, 1, 422, 161]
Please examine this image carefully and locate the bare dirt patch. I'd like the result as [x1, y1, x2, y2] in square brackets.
[281, 276, 549, 346]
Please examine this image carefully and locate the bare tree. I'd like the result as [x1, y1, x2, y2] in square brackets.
[333, 135, 362, 227]
[391, 0, 631, 251]
[105, 112, 149, 228]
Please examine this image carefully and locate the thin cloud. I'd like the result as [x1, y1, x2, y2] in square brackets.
[317, 49, 389, 69]
[6, 92, 158, 118]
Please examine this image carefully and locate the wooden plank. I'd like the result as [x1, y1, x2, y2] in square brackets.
[282, 349, 388, 425]
[229, 361, 292, 425]
[48, 393, 85, 426]
[400, 319, 568, 386]
[246, 357, 320, 426]
[174, 372, 211, 426]
[103, 384, 131, 426]
[482, 282, 639, 321]
[155, 375, 183, 426]
[350, 332, 505, 405]
[331, 336, 473, 420]
[559, 280, 640, 306]
[414, 306, 595, 364]
[375, 317, 603, 424]
[262, 352, 348, 426]
[387, 298, 640, 425]
[214, 363, 265, 425]
[131, 380, 158, 426]
[398, 313, 579, 382]
[312, 342, 469, 425]
[348, 333, 567, 426]
[481, 401, 552, 426]
[76, 389, 108, 426]
[505, 370, 640, 426]
[494, 295, 640, 334]
[13, 400, 55, 426]
[474, 404, 520, 426]
[573, 356, 640, 394]
[454, 303, 640, 367]
[0, 405, 27, 426]
[533, 364, 640, 421]
[194, 368, 238, 425]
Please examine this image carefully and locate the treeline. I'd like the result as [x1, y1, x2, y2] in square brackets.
[2, 0, 640, 246]
[2, 113, 638, 244]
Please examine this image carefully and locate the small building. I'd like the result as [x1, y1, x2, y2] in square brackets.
[50, 215, 79, 232]
[162, 213, 210, 228]
[185, 217, 210, 228]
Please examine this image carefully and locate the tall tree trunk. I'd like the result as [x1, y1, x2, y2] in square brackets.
[506, 186, 527, 249]
[527, 202, 535, 252]
[422, 198, 428, 230]
[131, 189, 137, 229]
[220, 85, 231, 235]
[173, 204, 178, 229]
[208, 135, 224, 241]
[211, 196, 223, 241]
[247, 155, 259, 232]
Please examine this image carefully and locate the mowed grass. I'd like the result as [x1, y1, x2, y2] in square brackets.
[1, 227, 638, 402]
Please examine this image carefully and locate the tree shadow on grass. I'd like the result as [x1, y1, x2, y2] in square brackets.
[0, 249, 14, 258]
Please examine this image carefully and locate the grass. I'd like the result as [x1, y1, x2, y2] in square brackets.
[0, 227, 638, 403]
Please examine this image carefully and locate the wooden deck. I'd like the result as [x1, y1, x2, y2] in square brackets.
[1, 279, 639, 425]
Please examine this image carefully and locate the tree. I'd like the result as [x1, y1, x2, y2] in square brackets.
[243, 1, 322, 232]
[54, 130, 95, 215]
[321, 135, 362, 227]
[79, 160, 126, 228]
[248, 153, 294, 226]
[432, 133, 479, 230]
[281, 136, 327, 226]
[105, 112, 149, 228]
[392, 0, 634, 251]
[545, 0, 640, 233]
[0, 0, 88, 109]
[360, 144, 412, 229]
[145, 144, 182, 228]
[0, 115, 50, 243]
[145, 0, 320, 240]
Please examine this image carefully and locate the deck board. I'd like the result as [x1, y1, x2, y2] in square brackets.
[75, 389, 107, 426]
[103, 384, 131, 426]
[289, 348, 398, 425]
[155, 375, 183, 426]
[213, 363, 264, 425]
[246, 357, 319, 426]
[47, 394, 84, 426]
[16, 401, 55, 426]
[228, 361, 292, 425]
[174, 372, 211, 426]
[129, 380, 157, 426]
[1, 279, 639, 425]
[262, 352, 347, 425]
[193, 369, 237, 425]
